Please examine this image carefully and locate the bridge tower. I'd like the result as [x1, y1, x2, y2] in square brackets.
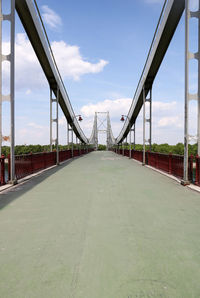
[88, 112, 116, 150]
[96, 112, 109, 150]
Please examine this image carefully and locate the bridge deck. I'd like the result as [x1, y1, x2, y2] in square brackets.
[0, 151, 200, 297]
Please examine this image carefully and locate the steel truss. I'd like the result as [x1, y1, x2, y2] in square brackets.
[183, 0, 200, 184]
[50, 88, 59, 164]
[0, 0, 16, 183]
[142, 87, 152, 165]
[88, 112, 116, 150]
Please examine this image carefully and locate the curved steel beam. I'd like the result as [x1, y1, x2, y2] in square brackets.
[15, 0, 88, 143]
[116, 0, 185, 144]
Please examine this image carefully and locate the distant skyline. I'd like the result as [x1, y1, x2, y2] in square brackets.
[2, 0, 199, 145]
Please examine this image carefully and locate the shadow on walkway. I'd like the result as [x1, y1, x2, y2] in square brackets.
[0, 156, 82, 210]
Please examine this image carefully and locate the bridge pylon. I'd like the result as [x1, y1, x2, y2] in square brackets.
[88, 112, 116, 150]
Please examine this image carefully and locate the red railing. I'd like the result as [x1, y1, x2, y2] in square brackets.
[7, 148, 94, 181]
[148, 152, 170, 173]
[171, 154, 185, 179]
[195, 155, 200, 186]
[59, 150, 71, 162]
[115, 149, 195, 182]
[8, 151, 57, 180]
[0, 155, 5, 185]
[124, 149, 129, 157]
[131, 150, 143, 162]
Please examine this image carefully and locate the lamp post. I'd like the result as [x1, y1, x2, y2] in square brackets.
[120, 115, 132, 159]
[72, 115, 83, 157]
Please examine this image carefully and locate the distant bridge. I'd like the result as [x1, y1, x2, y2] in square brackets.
[1, 1, 200, 297]
[0, 0, 199, 186]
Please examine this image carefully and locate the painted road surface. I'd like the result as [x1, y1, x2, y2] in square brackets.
[0, 151, 200, 298]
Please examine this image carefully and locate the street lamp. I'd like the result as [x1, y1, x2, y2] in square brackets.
[120, 115, 125, 122]
[120, 115, 132, 159]
[71, 115, 83, 157]
[75, 115, 83, 122]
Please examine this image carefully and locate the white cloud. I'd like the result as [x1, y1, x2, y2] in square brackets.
[79, 97, 187, 144]
[158, 116, 182, 128]
[81, 98, 132, 118]
[12, 96, 196, 145]
[16, 123, 49, 145]
[2, 33, 108, 92]
[3, 33, 47, 92]
[25, 89, 31, 95]
[59, 116, 67, 126]
[41, 5, 62, 29]
[153, 101, 176, 112]
[27, 122, 46, 130]
[51, 41, 108, 81]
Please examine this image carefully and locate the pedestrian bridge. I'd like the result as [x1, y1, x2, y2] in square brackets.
[1, 0, 200, 296]
[0, 151, 200, 297]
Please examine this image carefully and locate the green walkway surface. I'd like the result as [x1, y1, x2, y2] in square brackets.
[0, 151, 200, 298]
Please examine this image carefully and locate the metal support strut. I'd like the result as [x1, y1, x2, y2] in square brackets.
[183, 0, 200, 185]
[71, 127, 73, 157]
[0, 0, 16, 183]
[143, 87, 152, 165]
[50, 87, 59, 165]
[130, 126, 135, 158]
[67, 121, 69, 149]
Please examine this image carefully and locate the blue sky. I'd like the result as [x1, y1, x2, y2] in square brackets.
[2, 0, 199, 145]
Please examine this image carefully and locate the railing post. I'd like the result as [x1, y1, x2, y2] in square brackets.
[195, 155, 199, 185]
[30, 152, 33, 174]
[43, 152, 46, 169]
[189, 154, 194, 182]
[146, 150, 148, 165]
[155, 152, 158, 169]
[129, 123, 131, 159]
[67, 121, 69, 149]
[169, 153, 172, 174]
[71, 127, 74, 157]
[8, 154, 11, 181]
[0, 154, 5, 185]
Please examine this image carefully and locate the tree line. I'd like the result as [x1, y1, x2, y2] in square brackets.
[1, 142, 198, 157]
[121, 142, 197, 156]
[1, 144, 91, 157]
